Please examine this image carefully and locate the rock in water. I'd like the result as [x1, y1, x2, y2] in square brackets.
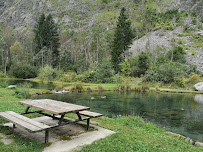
[194, 82, 203, 91]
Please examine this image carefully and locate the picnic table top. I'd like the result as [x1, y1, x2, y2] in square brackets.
[19, 99, 90, 115]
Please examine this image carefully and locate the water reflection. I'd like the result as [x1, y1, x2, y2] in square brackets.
[32, 92, 203, 142]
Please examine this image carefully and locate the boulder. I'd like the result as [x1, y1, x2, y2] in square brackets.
[194, 142, 203, 147]
[8, 85, 17, 89]
[194, 82, 203, 91]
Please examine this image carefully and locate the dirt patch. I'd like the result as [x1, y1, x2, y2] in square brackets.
[0, 133, 14, 145]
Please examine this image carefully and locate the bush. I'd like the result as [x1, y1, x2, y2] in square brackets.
[0, 72, 5, 78]
[174, 77, 185, 87]
[38, 65, 57, 81]
[80, 59, 114, 83]
[167, 46, 186, 63]
[186, 73, 200, 84]
[145, 62, 188, 83]
[0, 81, 8, 88]
[14, 88, 31, 99]
[9, 63, 38, 79]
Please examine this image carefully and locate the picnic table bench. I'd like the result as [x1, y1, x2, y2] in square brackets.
[0, 99, 103, 143]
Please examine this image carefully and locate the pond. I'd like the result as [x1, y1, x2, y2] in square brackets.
[32, 92, 203, 142]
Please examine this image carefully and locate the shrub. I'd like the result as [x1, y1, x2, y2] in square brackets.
[0, 72, 5, 78]
[167, 46, 186, 63]
[18, 82, 32, 88]
[14, 88, 31, 99]
[9, 63, 38, 79]
[186, 73, 200, 84]
[38, 65, 57, 81]
[0, 81, 8, 88]
[145, 62, 188, 83]
[70, 83, 84, 93]
[174, 77, 185, 87]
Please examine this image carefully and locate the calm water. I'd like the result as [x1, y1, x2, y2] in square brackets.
[32, 92, 203, 142]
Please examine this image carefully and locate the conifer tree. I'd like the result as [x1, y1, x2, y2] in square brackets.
[111, 7, 134, 73]
[34, 14, 60, 68]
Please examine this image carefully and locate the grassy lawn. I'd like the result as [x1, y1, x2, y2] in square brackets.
[0, 88, 202, 152]
[0, 88, 44, 152]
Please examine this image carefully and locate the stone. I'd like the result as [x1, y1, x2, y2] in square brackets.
[194, 142, 203, 147]
[8, 85, 17, 89]
[194, 82, 203, 91]
[90, 97, 95, 100]
[53, 90, 70, 94]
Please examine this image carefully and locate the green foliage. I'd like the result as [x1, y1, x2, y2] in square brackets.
[156, 55, 169, 65]
[167, 46, 186, 63]
[137, 52, 151, 75]
[189, 50, 197, 55]
[174, 77, 185, 88]
[111, 7, 134, 73]
[0, 71, 5, 78]
[38, 65, 57, 81]
[0, 81, 8, 88]
[81, 59, 114, 83]
[186, 73, 200, 84]
[145, 62, 189, 83]
[121, 59, 131, 76]
[70, 83, 84, 92]
[9, 64, 38, 79]
[14, 88, 31, 99]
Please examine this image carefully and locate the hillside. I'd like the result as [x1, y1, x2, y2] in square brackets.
[0, 0, 202, 73]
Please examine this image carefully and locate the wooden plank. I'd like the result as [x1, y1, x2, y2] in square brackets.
[79, 111, 103, 118]
[0, 112, 42, 132]
[19, 99, 90, 115]
[6, 111, 49, 130]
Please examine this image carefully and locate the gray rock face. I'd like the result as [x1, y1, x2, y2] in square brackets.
[194, 82, 203, 91]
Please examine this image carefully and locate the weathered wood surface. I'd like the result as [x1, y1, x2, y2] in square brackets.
[19, 99, 90, 115]
[79, 110, 103, 118]
[0, 111, 50, 132]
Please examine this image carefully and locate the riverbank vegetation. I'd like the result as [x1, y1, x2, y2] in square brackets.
[0, 87, 202, 152]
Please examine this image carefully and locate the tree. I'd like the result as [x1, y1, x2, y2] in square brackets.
[34, 14, 60, 68]
[121, 59, 131, 76]
[10, 41, 23, 63]
[138, 52, 151, 75]
[111, 7, 134, 73]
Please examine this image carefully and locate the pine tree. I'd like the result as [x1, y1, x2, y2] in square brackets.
[34, 14, 60, 68]
[111, 7, 134, 73]
[34, 14, 46, 55]
[45, 14, 60, 68]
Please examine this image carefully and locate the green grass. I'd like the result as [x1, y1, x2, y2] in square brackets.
[77, 117, 203, 152]
[0, 88, 44, 152]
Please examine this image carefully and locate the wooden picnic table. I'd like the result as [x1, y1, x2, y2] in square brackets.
[0, 99, 103, 143]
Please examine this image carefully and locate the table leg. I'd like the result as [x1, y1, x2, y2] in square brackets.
[58, 114, 65, 125]
[87, 118, 90, 130]
[76, 112, 82, 120]
[45, 130, 49, 144]
[25, 107, 30, 114]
